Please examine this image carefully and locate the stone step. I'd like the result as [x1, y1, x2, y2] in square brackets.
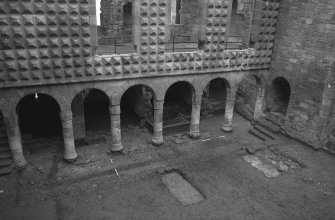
[248, 128, 268, 141]
[0, 164, 13, 176]
[256, 119, 281, 134]
[0, 145, 10, 152]
[0, 139, 8, 145]
[0, 151, 11, 159]
[254, 124, 276, 140]
[0, 158, 12, 167]
[265, 113, 285, 126]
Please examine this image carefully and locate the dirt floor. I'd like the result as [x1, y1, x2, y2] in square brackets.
[0, 113, 335, 220]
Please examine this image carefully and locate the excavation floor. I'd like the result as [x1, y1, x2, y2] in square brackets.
[0, 114, 335, 220]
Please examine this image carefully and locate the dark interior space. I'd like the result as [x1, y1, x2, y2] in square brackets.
[17, 93, 62, 139]
[123, 2, 132, 43]
[84, 89, 110, 131]
[163, 82, 193, 130]
[269, 77, 291, 115]
[201, 78, 228, 115]
[120, 85, 153, 128]
[208, 78, 227, 99]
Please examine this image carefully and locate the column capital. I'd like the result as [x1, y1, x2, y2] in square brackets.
[60, 110, 73, 122]
[226, 90, 237, 101]
[258, 87, 265, 97]
[153, 99, 164, 110]
[193, 94, 203, 105]
[109, 104, 121, 115]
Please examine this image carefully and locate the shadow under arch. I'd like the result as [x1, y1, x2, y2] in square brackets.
[235, 74, 264, 119]
[120, 84, 156, 128]
[269, 77, 291, 116]
[71, 88, 110, 140]
[163, 81, 195, 134]
[16, 93, 62, 141]
[201, 77, 231, 116]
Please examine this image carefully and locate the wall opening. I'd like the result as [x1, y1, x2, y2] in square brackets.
[269, 77, 291, 115]
[201, 78, 229, 116]
[123, 2, 133, 43]
[166, 0, 199, 52]
[17, 93, 63, 153]
[227, 0, 250, 49]
[97, 0, 135, 55]
[17, 93, 62, 139]
[163, 82, 193, 133]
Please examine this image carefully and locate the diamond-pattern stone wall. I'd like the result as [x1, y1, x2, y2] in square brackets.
[0, 0, 93, 82]
[0, 0, 280, 88]
[138, 0, 167, 55]
[204, 0, 229, 53]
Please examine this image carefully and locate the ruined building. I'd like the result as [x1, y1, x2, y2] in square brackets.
[0, 0, 334, 175]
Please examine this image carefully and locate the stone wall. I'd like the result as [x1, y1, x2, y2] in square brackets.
[268, 0, 335, 149]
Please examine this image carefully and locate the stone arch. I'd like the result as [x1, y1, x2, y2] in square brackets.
[162, 81, 195, 132]
[68, 84, 111, 107]
[71, 88, 111, 139]
[200, 76, 232, 94]
[161, 79, 197, 101]
[16, 92, 63, 140]
[119, 84, 156, 127]
[236, 73, 266, 120]
[200, 77, 231, 116]
[119, 83, 157, 102]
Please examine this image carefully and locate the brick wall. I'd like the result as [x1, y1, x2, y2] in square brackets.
[268, 0, 335, 148]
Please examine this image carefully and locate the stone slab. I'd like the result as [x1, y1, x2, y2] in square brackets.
[243, 155, 280, 178]
[162, 172, 204, 206]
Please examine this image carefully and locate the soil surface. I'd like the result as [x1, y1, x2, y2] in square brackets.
[0, 114, 335, 220]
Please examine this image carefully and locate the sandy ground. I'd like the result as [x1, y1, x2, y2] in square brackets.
[0, 114, 335, 220]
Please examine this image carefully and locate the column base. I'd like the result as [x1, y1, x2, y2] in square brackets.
[14, 158, 28, 170]
[188, 131, 200, 140]
[152, 136, 164, 147]
[64, 152, 78, 162]
[221, 125, 233, 132]
[111, 143, 124, 152]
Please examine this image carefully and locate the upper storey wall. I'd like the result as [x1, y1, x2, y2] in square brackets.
[0, 0, 280, 89]
[0, 0, 95, 85]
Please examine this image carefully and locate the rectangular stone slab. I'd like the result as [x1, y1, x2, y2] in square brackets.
[162, 172, 204, 206]
[243, 155, 280, 178]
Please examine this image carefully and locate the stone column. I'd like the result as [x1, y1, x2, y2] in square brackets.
[152, 100, 164, 146]
[109, 104, 123, 152]
[189, 94, 202, 139]
[72, 92, 86, 140]
[222, 90, 237, 132]
[253, 87, 265, 121]
[60, 110, 77, 161]
[4, 112, 27, 169]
